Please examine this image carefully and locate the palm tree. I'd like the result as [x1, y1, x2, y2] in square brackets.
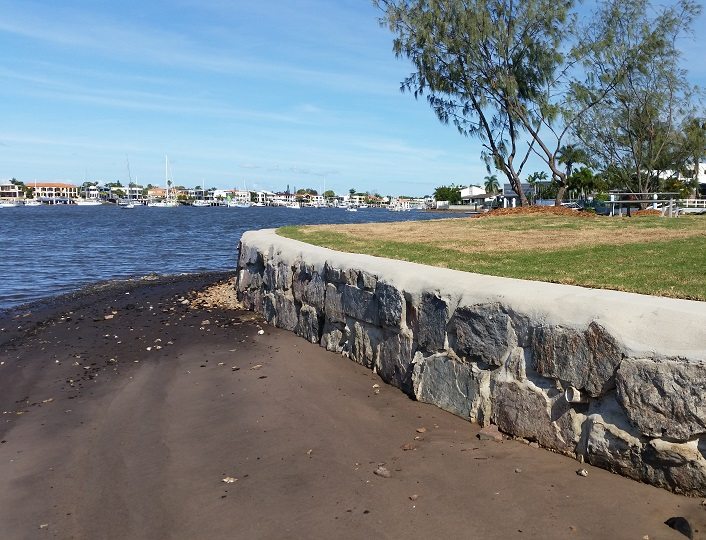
[557, 145, 591, 204]
[484, 174, 500, 195]
[526, 171, 548, 203]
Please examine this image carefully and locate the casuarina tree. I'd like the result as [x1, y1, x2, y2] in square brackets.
[375, 0, 668, 205]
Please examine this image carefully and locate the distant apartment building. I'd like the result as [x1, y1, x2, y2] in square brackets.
[0, 182, 24, 200]
[33, 182, 79, 200]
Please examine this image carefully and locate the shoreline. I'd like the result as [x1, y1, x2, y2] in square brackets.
[1, 275, 703, 538]
[0, 270, 236, 318]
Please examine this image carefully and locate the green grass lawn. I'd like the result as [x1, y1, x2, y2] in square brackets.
[278, 215, 706, 301]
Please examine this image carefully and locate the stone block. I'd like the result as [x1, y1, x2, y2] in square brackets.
[262, 292, 277, 324]
[237, 268, 262, 291]
[375, 281, 404, 328]
[324, 283, 345, 323]
[292, 267, 325, 311]
[417, 292, 449, 352]
[532, 322, 623, 397]
[643, 439, 706, 496]
[296, 305, 321, 343]
[238, 241, 262, 267]
[274, 291, 298, 332]
[276, 262, 293, 290]
[324, 264, 347, 285]
[320, 320, 347, 353]
[350, 320, 381, 369]
[263, 262, 277, 290]
[342, 285, 379, 325]
[491, 379, 578, 454]
[358, 270, 377, 291]
[448, 304, 516, 367]
[616, 358, 706, 440]
[582, 395, 643, 478]
[375, 329, 414, 393]
[412, 352, 491, 424]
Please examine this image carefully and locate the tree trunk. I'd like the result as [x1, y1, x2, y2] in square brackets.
[555, 185, 567, 206]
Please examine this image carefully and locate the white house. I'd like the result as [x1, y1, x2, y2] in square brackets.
[80, 184, 101, 200]
[0, 182, 24, 201]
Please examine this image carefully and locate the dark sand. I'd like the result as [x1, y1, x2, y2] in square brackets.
[1, 275, 703, 540]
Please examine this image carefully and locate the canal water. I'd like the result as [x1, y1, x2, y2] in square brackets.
[0, 205, 453, 309]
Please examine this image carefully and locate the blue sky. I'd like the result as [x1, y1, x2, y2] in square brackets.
[1, 0, 704, 196]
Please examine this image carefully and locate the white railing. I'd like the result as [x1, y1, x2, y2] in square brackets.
[680, 199, 706, 209]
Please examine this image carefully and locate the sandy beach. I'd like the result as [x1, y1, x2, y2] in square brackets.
[0, 274, 703, 539]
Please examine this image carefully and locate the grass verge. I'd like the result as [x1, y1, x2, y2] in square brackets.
[278, 215, 706, 301]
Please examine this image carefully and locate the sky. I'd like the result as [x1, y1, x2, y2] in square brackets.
[1, 0, 704, 196]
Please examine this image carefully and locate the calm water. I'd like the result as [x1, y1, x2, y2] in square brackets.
[0, 205, 453, 309]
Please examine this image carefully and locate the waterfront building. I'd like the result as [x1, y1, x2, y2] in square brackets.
[271, 192, 297, 206]
[33, 182, 79, 202]
[187, 187, 206, 200]
[147, 187, 166, 199]
[80, 184, 101, 200]
[222, 189, 251, 205]
[0, 182, 25, 201]
[253, 190, 275, 205]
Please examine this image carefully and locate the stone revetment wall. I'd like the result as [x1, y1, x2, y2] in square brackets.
[236, 229, 706, 495]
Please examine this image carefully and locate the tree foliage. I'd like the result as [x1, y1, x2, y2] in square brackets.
[376, 0, 701, 204]
[572, 0, 702, 196]
[434, 184, 462, 204]
[376, 0, 636, 205]
[483, 174, 500, 194]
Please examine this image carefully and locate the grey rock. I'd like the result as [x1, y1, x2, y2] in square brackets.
[324, 283, 345, 323]
[324, 264, 347, 285]
[262, 292, 277, 324]
[358, 270, 377, 291]
[532, 322, 623, 397]
[616, 358, 706, 440]
[449, 304, 517, 366]
[412, 353, 490, 423]
[374, 465, 391, 478]
[238, 241, 262, 267]
[376, 329, 414, 393]
[293, 268, 325, 311]
[320, 320, 347, 353]
[417, 292, 449, 352]
[350, 320, 381, 369]
[263, 262, 277, 290]
[237, 268, 262, 291]
[342, 285, 379, 325]
[585, 418, 643, 478]
[296, 305, 321, 343]
[477, 424, 503, 442]
[505, 308, 534, 348]
[274, 291, 298, 332]
[276, 261, 293, 290]
[345, 268, 359, 286]
[643, 439, 706, 496]
[492, 379, 578, 454]
[375, 281, 404, 328]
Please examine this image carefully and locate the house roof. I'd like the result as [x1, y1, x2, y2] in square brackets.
[33, 182, 78, 188]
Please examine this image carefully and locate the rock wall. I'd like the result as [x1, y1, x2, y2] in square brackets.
[236, 229, 706, 496]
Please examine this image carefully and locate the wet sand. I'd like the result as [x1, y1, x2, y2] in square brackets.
[0, 275, 703, 539]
